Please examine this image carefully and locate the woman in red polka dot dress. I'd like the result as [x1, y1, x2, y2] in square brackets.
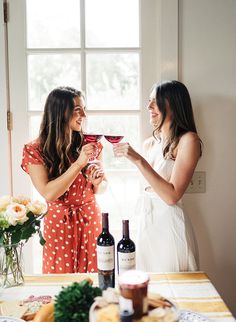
[21, 87, 105, 274]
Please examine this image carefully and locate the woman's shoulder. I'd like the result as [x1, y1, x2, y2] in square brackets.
[24, 139, 43, 157]
[178, 132, 202, 156]
[179, 132, 201, 144]
[22, 139, 44, 171]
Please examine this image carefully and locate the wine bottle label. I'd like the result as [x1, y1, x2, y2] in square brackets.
[118, 251, 136, 274]
[97, 245, 115, 270]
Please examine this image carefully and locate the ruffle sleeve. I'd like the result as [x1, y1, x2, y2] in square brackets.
[21, 141, 45, 174]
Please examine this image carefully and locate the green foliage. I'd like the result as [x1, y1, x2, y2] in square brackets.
[0, 215, 10, 230]
[54, 280, 102, 322]
[0, 212, 46, 246]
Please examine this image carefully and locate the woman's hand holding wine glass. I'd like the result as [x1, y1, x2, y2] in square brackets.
[82, 133, 106, 182]
[83, 134, 103, 164]
[76, 143, 98, 168]
[86, 162, 105, 184]
[104, 135, 124, 163]
[113, 142, 141, 164]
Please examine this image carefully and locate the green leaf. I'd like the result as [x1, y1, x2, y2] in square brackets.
[1, 209, 45, 246]
[38, 230, 46, 246]
[0, 234, 4, 244]
[20, 225, 36, 241]
[11, 230, 22, 244]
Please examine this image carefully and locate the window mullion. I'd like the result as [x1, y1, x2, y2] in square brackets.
[80, 0, 86, 93]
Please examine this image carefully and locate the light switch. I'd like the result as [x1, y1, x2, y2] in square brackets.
[186, 171, 206, 193]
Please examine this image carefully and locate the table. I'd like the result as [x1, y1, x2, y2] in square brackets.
[0, 271, 234, 321]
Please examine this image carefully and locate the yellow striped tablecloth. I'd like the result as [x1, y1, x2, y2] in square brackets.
[148, 272, 235, 322]
[0, 271, 234, 321]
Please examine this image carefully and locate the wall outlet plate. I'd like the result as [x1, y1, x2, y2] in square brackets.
[186, 171, 206, 193]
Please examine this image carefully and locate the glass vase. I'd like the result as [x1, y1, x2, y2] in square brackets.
[0, 243, 24, 288]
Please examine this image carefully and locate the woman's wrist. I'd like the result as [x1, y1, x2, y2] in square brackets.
[72, 161, 84, 172]
[134, 155, 145, 167]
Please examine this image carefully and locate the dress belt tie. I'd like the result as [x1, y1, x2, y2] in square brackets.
[63, 206, 89, 272]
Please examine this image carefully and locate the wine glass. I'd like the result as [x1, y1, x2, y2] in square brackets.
[104, 135, 124, 163]
[83, 133, 103, 165]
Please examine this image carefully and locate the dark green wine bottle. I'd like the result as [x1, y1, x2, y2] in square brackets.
[117, 219, 136, 274]
[97, 213, 115, 289]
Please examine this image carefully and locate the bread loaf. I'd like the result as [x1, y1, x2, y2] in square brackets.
[33, 302, 54, 322]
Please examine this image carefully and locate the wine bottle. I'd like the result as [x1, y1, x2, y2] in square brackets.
[97, 212, 115, 289]
[117, 220, 136, 274]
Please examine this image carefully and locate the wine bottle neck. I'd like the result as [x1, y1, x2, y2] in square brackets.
[122, 220, 129, 238]
[102, 213, 109, 231]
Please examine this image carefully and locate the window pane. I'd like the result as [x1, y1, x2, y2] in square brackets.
[86, 53, 139, 110]
[85, 0, 139, 48]
[26, 0, 80, 48]
[28, 54, 81, 111]
[86, 114, 140, 169]
[29, 115, 42, 140]
[96, 171, 140, 235]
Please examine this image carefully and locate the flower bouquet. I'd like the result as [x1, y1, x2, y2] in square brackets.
[0, 195, 47, 288]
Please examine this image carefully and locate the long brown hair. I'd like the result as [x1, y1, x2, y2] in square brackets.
[38, 86, 84, 179]
[153, 80, 201, 159]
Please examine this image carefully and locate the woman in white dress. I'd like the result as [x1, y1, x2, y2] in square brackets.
[113, 80, 202, 272]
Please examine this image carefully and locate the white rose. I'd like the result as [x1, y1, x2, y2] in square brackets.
[4, 203, 28, 226]
[28, 200, 47, 215]
[13, 195, 31, 206]
[0, 195, 12, 211]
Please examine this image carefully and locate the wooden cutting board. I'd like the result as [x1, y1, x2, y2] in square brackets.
[0, 300, 28, 319]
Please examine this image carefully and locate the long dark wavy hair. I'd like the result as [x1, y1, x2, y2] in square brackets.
[153, 80, 201, 159]
[38, 86, 84, 180]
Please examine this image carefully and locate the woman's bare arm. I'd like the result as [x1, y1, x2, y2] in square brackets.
[28, 143, 97, 201]
[113, 132, 201, 205]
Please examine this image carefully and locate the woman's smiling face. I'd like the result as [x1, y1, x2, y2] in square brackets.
[147, 88, 172, 129]
[69, 96, 86, 132]
[147, 88, 161, 126]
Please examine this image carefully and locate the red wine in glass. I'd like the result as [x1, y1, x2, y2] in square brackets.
[83, 134, 103, 143]
[104, 135, 124, 144]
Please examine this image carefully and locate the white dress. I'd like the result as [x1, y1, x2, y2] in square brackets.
[136, 138, 199, 272]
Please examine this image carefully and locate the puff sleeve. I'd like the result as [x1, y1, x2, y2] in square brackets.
[21, 141, 45, 174]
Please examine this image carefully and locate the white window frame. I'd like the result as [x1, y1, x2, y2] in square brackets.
[0, 1, 11, 195]
[2, 0, 179, 273]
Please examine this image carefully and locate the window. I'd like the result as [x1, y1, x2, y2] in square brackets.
[8, 0, 159, 273]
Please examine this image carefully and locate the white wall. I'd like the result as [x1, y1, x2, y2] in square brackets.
[179, 0, 236, 315]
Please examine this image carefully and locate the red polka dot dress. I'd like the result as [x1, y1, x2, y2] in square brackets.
[21, 141, 102, 274]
